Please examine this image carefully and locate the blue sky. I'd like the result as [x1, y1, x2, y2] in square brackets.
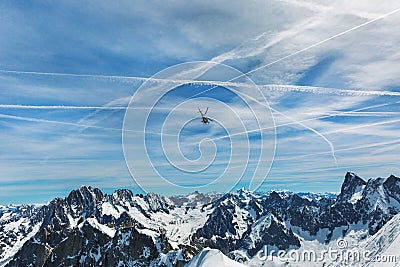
[1, 1, 400, 203]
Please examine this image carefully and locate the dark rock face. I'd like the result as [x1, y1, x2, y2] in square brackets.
[194, 198, 238, 254]
[7, 220, 165, 267]
[194, 194, 302, 255]
[336, 172, 367, 203]
[6, 241, 51, 267]
[383, 175, 400, 203]
[45, 224, 161, 266]
[243, 215, 300, 257]
[197, 199, 236, 239]
[2, 173, 400, 266]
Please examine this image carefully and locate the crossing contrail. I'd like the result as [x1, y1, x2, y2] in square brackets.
[2, 69, 400, 97]
[201, 99, 400, 165]
[275, 138, 400, 162]
[208, 100, 400, 142]
[242, 6, 400, 78]
[217, 86, 338, 165]
[175, 5, 400, 167]
[303, 111, 400, 117]
[271, 106, 338, 165]
[324, 118, 400, 135]
[262, 84, 400, 97]
[1, 5, 399, 108]
[0, 69, 146, 81]
[1, 6, 399, 88]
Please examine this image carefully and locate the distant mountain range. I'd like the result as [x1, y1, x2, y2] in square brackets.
[1, 172, 399, 266]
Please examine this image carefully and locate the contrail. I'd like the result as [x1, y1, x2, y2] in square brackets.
[275, 138, 400, 162]
[306, 111, 400, 117]
[0, 113, 122, 130]
[214, 137, 400, 171]
[0, 69, 241, 85]
[208, 100, 400, 142]
[0, 69, 146, 81]
[324, 118, 400, 135]
[242, 6, 400, 78]
[0, 113, 176, 136]
[270, 106, 338, 165]
[203, 100, 400, 163]
[269, 100, 400, 131]
[197, 86, 338, 165]
[181, 5, 400, 101]
[263, 84, 400, 97]
[0, 104, 178, 111]
[277, 100, 400, 127]
[0, 104, 126, 110]
[2, 69, 400, 97]
[233, 88, 338, 165]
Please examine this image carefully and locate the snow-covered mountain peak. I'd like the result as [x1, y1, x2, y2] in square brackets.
[111, 188, 135, 203]
[144, 192, 174, 213]
[384, 174, 400, 191]
[168, 191, 222, 207]
[271, 189, 293, 199]
[268, 191, 282, 201]
[66, 185, 103, 210]
[236, 187, 254, 201]
[336, 172, 366, 203]
[296, 192, 337, 202]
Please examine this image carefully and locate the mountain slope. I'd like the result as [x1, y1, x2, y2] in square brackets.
[360, 213, 400, 266]
[0, 204, 43, 265]
[186, 248, 246, 267]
